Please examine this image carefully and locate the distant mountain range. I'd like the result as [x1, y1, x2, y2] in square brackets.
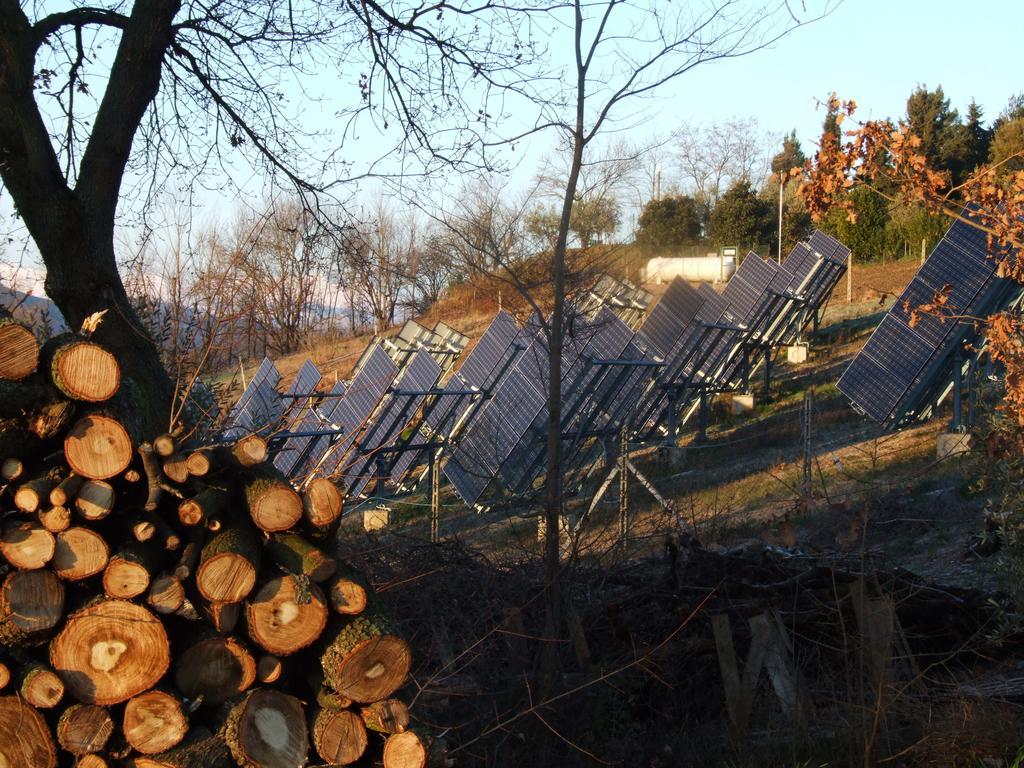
[0, 263, 65, 332]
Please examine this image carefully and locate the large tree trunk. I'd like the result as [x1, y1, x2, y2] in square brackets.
[0, 1, 181, 438]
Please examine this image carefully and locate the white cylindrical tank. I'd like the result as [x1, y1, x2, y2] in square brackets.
[643, 255, 736, 284]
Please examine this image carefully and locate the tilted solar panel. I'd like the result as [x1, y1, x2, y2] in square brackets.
[223, 358, 282, 439]
[637, 278, 704, 355]
[346, 349, 443, 496]
[837, 210, 1012, 426]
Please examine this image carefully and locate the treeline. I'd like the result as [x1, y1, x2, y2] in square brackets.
[636, 86, 1024, 262]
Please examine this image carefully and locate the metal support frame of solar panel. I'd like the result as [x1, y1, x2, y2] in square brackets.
[443, 310, 573, 506]
[388, 311, 525, 487]
[837, 211, 1017, 429]
[341, 349, 443, 497]
[493, 308, 642, 497]
[222, 358, 283, 440]
[270, 360, 323, 476]
[310, 344, 399, 479]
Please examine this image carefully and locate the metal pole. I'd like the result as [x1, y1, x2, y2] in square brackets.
[429, 454, 440, 543]
[778, 175, 784, 264]
[967, 356, 978, 429]
[618, 429, 629, 547]
[921, 237, 927, 266]
[951, 349, 963, 432]
[763, 347, 772, 393]
[801, 390, 813, 501]
[846, 252, 853, 304]
[697, 387, 708, 443]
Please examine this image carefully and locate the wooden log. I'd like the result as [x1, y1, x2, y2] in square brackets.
[257, 654, 282, 684]
[224, 689, 308, 768]
[0, 311, 40, 381]
[64, 414, 134, 480]
[129, 729, 232, 768]
[37, 505, 71, 533]
[382, 730, 442, 768]
[312, 707, 368, 766]
[103, 543, 158, 599]
[123, 690, 188, 754]
[163, 453, 190, 484]
[327, 576, 368, 616]
[196, 525, 260, 604]
[133, 516, 158, 543]
[148, 573, 187, 615]
[316, 686, 353, 711]
[174, 528, 206, 581]
[0, 456, 23, 482]
[56, 703, 113, 755]
[321, 615, 412, 703]
[202, 599, 242, 634]
[0, 569, 64, 647]
[246, 575, 328, 656]
[19, 662, 65, 708]
[361, 699, 410, 734]
[267, 533, 337, 582]
[0, 695, 57, 768]
[27, 398, 76, 440]
[185, 449, 216, 477]
[0, 520, 55, 569]
[175, 636, 256, 706]
[14, 469, 61, 513]
[154, 432, 177, 458]
[216, 434, 268, 468]
[49, 472, 84, 506]
[52, 526, 109, 580]
[79, 756, 108, 768]
[50, 599, 170, 705]
[124, 467, 142, 482]
[244, 468, 303, 533]
[302, 477, 343, 533]
[74, 479, 116, 520]
[45, 338, 120, 402]
[178, 486, 227, 528]
[0, 662, 8, 690]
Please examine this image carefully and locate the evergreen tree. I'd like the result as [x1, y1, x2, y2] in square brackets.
[635, 195, 705, 248]
[707, 181, 775, 250]
[770, 129, 806, 175]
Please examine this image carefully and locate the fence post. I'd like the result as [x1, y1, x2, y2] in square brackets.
[846, 251, 853, 304]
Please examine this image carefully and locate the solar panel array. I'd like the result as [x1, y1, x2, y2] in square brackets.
[838, 210, 1019, 427]
[221, 230, 848, 513]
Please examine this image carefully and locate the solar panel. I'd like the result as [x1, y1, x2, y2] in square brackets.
[637, 278, 705, 355]
[345, 349, 443, 495]
[273, 362, 325, 476]
[837, 210, 1012, 426]
[723, 255, 779, 322]
[313, 345, 398, 477]
[223, 358, 282, 439]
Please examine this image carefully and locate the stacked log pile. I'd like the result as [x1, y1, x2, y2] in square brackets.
[0, 314, 435, 768]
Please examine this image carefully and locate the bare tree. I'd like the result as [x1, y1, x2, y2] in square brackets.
[340, 201, 417, 334]
[0, 1, 542, 431]
[674, 116, 775, 207]
[488, 0, 831, 688]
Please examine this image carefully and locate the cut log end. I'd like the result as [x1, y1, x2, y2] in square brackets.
[328, 577, 368, 616]
[56, 704, 113, 755]
[147, 574, 186, 615]
[246, 575, 328, 656]
[123, 690, 187, 755]
[21, 665, 65, 708]
[50, 599, 170, 705]
[51, 341, 120, 402]
[226, 689, 308, 768]
[53, 527, 109, 581]
[313, 708, 368, 766]
[257, 655, 282, 684]
[0, 569, 64, 646]
[0, 321, 40, 381]
[303, 477, 343, 530]
[382, 730, 429, 768]
[323, 618, 412, 703]
[38, 505, 71, 533]
[75, 479, 116, 521]
[0, 520, 55, 570]
[175, 637, 255, 706]
[0, 695, 57, 768]
[64, 415, 133, 480]
[361, 699, 410, 735]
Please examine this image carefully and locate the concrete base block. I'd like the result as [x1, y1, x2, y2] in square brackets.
[787, 343, 809, 364]
[937, 432, 973, 460]
[363, 506, 391, 532]
[732, 393, 755, 415]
